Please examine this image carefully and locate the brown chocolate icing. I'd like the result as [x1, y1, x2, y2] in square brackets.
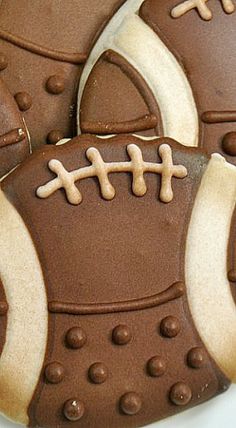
[63, 399, 85, 422]
[80, 0, 236, 160]
[139, 0, 236, 158]
[169, 382, 192, 406]
[0, 128, 25, 148]
[0, 0, 126, 148]
[147, 356, 166, 377]
[0, 77, 29, 176]
[1, 135, 229, 427]
[222, 132, 236, 156]
[88, 362, 109, 384]
[0, 52, 7, 70]
[66, 327, 87, 350]
[80, 50, 163, 137]
[227, 206, 236, 302]
[187, 347, 207, 369]
[202, 111, 236, 124]
[48, 282, 185, 315]
[0, 278, 8, 360]
[44, 362, 65, 385]
[14, 92, 33, 112]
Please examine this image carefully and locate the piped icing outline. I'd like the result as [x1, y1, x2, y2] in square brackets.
[171, 0, 235, 21]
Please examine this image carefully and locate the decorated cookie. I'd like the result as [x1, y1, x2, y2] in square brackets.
[78, 0, 236, 158]
[0, 0, 126, 149]
[0, 76, 29, 177]
[0, 134, 235, 427]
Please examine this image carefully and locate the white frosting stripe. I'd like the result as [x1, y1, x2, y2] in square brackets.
[185, 154, 236, 381]
[113, 15, 199, 147]
[77, 0, 199, 147]
[0, 189, 48, 424]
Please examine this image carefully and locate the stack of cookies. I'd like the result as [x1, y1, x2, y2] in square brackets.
[0, 1, 235, 427]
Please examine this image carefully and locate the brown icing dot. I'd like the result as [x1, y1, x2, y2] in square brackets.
[66, 327, 87, 349]
[0, 301, 8, 315]
[0, 53, 8, 71]
[187, 347, 207, 369]
[14, 92, 32, 111]
[47, 130, 64, 145]
[63, 399, 85, 421]
[46, 75, 65, 95]
[88, 362, 108, 384]
[120, 392, 142, 415]
[222, 132, 236, 156]
[169, 382, 192, 406]
[112, 324, 132, 345]
[45, 362, 64, 384]
[160, 316, 180, 338]
[228, 269, 236, 282]
[147, 356, 166, 377]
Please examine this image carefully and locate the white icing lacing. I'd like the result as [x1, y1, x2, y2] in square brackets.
[36, 144, 187, 205]
[171, 0, 235, 20]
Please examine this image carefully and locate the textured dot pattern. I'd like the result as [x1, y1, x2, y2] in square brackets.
[160, 316, 180, 338]
[147, 356, 166, 377]
[187, 347, 207, 369]
[66, 327, 87, 349]
[222, 132, 236, 156]
[63, 399, 85, 421]
[169, 382, 192, 406]
[14, 92, 32, 111]
[44, 362, 64, 384]
[112, 324, 132, 345]
[120, 392, 142, 415]
[46, 75, 65, 95]
[88, 362, 108, 384]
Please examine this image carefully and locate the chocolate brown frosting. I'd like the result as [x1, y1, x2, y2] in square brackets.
[0, 278, 8, 359]
[139, 0, 236, 158]
[0, 0, 126, 148]
[0, 77, 29, 176]
[80, 0, 236, 160]
[80, 50, 163, 137]
[1, 135, 229, 427]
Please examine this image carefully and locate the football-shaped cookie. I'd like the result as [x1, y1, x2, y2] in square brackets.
[78, 0, 236, 161]
[0, 0, 126, 149]
[0, 134, 235, 427]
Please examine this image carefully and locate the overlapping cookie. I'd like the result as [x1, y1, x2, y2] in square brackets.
[0, 0, 126, 149]
[78, 0, 236, 160]
[0, 134, 236, 427]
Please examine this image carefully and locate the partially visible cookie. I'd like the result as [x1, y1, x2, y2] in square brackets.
[0, 0, 126, 149]
[0, 134, 235, 427]
[0, 77, 29, 177]
[78, 0, 236, 157]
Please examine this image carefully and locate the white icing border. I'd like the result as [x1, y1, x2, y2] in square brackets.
[185, 154, 236, 381]
[77, 0, 199, 147]
[0, 189, 48, 424]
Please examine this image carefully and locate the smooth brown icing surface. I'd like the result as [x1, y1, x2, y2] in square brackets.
[80, 50, 163, 137]
[0, 0, 126, 148]
[138, 0, 236, 305]
[0, 77, 29, 176]
[139, 0, 236, 158]
[1, 135, 229, 427]
[80, 0, 236, 159]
